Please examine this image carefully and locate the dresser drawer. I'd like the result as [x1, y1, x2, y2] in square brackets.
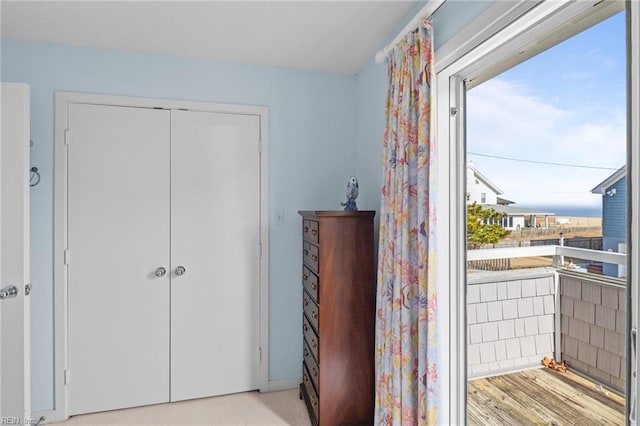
[305, 352, 320, 393]
[303, 339, 318, 374]
[302, 242, 319, 272]
[303, 315, 319, 362]
[302, 363, 319, 424]
[303, 290, 319, 333]
[303, 220, 319, 244]
[302, 266, 319, 302]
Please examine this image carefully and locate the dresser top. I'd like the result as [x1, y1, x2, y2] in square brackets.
[298, 210, 375, 218]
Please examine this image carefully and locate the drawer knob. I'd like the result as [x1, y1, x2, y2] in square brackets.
[303, 373, 308, 382]
[311, 229, 318, 236]
[311, 254, 318, 261]
[311, 339, 317, 348]
[303, 324, 309, 332]
[304, 298, 309, 306]
[312, 368, 318, 377]
[304, 226, 309, 233]
[312, 396, 318, 406]
[304, 249, 309, 256]
[303, 273, 308, 281]
[304, 348, 309, 357]
[312, 311, 318, 319]
[311, 282, 317, 290]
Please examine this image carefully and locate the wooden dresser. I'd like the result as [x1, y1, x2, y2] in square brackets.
[298, 211, 375, 426]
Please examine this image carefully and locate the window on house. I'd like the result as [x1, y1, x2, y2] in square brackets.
[480, 193, 486, 203]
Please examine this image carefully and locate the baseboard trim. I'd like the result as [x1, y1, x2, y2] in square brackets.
[265, 378, 301, 392]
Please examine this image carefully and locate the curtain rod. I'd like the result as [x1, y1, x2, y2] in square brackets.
[375, 0, 446, 64]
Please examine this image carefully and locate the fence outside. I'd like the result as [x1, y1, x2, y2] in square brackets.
[509, 226, 602, 239]
[469, 237, 603, 271]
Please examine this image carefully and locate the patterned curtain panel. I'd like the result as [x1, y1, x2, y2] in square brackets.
[375, 20, 438, 425]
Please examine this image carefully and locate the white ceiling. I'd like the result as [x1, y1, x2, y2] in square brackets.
[1, 1, 417, 74]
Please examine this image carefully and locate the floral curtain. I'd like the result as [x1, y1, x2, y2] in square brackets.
[375, 20, 438, 425]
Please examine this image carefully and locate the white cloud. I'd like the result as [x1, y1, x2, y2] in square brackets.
[466, 77, 625, 210]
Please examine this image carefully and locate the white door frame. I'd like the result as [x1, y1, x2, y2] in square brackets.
[53, 92, 270, 422]
[434, 1, 629, 424]
[627, 0, 640, 423]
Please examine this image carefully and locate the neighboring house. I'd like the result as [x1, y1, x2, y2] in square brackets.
[467, 164, 554, 230]
[482, 204, 555, 230]
[592, 165, 627, 277]
[467, 163, 503, 205]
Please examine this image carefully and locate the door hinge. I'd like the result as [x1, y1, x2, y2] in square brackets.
[450, 107, 458, 116]
[258, 139, 262, 153]
[64, 249, 71, 265]
[64, 129, 70, 145]
[25, 283, 32, 296]
[259, 347, 262, 362]
[258, 243, 262, 259]
[64, 369, 70, 385]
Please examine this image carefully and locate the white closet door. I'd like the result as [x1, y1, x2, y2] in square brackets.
[0, 83, 31, 421]
[170, 110, 260, 401]
[67, 104, 171, 415]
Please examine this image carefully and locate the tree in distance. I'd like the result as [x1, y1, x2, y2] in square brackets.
[467, 201, 511, 249]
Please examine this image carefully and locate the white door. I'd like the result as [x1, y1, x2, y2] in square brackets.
[170, 110, 260, 401]
[0, 83, 31, 421]
[67, 104, 171, 415]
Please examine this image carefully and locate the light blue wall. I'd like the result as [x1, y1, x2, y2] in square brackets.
[602, 177, 627, 276]
[603, 177, 627, 240]
[3, 0, 498, 414]
[1, 38, 356, 411]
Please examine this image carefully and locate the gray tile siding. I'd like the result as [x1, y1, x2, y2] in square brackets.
[560, 276, 626, 392]
[467, 272, 555, 378]
[468, 269, 627, 392]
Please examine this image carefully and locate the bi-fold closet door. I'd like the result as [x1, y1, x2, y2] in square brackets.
[67, 104, 260, 415]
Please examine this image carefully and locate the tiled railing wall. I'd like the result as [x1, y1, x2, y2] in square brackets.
[467, 270, 556, 378]
[559, 275, 626, 392]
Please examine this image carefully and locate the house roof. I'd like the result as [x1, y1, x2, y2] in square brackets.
[481, 204, 555, 216]
[497, 197, 515, 205]
[468, 165, 503, 195]
[591, 165, 626, 194]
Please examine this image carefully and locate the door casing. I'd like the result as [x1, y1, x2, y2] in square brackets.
[54, 92, 270, 422]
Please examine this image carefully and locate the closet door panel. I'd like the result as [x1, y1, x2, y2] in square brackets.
[67, 104, 171, 414]
[170, 110, 260, 401]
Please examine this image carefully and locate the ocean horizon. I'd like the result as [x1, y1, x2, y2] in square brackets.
[519, 205, 601, 217]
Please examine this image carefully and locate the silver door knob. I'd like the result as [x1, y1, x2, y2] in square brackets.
[175, 266, 186, 276]
[0, 285, 18, 300]
[155, 267, 167, 277]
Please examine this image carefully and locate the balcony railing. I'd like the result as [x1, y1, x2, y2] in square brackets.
[466, 244, 626, 392]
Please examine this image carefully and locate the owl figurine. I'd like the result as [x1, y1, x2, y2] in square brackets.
[341, 176, 359, 211]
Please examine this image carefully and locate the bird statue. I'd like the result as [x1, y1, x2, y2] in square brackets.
[341, 176, 359, 211]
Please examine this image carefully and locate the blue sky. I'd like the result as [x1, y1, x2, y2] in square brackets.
[467, 11, 626, 214]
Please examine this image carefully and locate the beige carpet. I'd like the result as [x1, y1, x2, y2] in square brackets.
[51, 389, 312, 426]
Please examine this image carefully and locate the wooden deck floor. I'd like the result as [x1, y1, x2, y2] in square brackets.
[468, 368, 625, 426]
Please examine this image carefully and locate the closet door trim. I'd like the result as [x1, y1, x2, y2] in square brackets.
[53, 92, 270, 422]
